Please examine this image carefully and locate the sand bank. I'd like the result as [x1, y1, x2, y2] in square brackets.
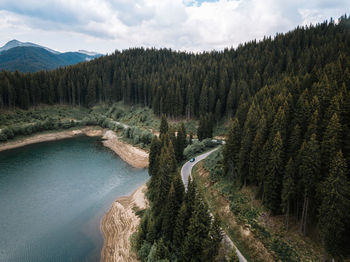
[102, 130, 149, 168]
[100, 184, 148, 262]
[0, 126, 103, 152]
[0, 127, 149, 169]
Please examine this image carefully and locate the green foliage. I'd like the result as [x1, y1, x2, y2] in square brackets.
[183, 138, 217, 159]
[136, 116, 222, 261]
[269, 238, 300, 262]
[197, 113, 214, 141]
[223, 118, 241, 180]
[318, 150, 350, 259]
[264, 132, 284, 214]
[160, 115, 169, 137]
[204, 148, 225, 182]
[138, 241, 152, 261]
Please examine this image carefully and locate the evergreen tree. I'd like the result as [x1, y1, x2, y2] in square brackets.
[298, 134, 320, 235]
[182, 193, 211, 261]
[321, 113, 342, 175]
[197, 113, 213, 141]
[161, 182, 182, 243]
[149, 136, 161, 177]
[175, 123, 186, 162]
[318, 151, 350, 259]
[264, 132, 284, 214]
[160, 115, 169, 137]
[202, 214, 223, 261]
[281, 158, 296, 230]
[223, 118, 241, 180]
[173, 202, 188, 253]
[189, 132, 193, 145]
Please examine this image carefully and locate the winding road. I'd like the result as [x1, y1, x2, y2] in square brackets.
[181, 148, 248, 262]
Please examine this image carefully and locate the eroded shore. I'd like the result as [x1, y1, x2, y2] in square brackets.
[100, 184, 148, 262]
[0, 126, 103, 152]
[102, 130, 149, 169]
[0, 127, 149, 169]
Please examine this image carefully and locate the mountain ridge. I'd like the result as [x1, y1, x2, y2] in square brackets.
[0, 40, 102, 72]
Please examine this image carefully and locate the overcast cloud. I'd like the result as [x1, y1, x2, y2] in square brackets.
[0, 0, 349, 53]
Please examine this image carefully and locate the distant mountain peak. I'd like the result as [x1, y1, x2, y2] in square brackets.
[0, 39, 60, 54]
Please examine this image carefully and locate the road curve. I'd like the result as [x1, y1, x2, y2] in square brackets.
[181, 148, 248, 262]
[181, 148, 218, 189]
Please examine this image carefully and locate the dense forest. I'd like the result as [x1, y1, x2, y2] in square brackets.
[1, 15, 350, 260]
[0, 16, 348, 118]
[134, 117, 233, 261]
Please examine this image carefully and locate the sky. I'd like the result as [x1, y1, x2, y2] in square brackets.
[0, 0, 349, 54]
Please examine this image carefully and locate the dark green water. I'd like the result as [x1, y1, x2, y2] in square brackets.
[0, 136, 148, 262]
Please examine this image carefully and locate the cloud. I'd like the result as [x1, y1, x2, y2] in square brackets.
[0, 0, 349, 53]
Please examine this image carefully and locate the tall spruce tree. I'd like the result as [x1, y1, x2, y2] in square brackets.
[264, 131, 284, 214]
[223, 118, 241, 180]
[318, 151, 350, 259]
[281, 158, 296, 230]
[160, 115, 169, 137]
[298, 134, 320, 235]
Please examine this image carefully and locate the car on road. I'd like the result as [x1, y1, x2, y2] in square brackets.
[189, 158, 195, 163]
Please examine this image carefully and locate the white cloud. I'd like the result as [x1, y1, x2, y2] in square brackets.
[0, 0, 349, 53]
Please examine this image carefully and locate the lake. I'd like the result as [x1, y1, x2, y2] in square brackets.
[0, 136, 148, 262]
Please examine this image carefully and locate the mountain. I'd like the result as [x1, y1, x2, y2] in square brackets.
[0, 40, 102, 72]
[77, 50, 101, 56]
[0, 39, 60, 54]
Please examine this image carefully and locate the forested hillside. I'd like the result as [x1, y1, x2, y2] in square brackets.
[0, 16, 349, 117]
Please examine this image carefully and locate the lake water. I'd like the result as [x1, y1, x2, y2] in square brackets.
[0, 136, 148, 262]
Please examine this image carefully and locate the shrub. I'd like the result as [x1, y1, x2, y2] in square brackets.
[138, 241, 152, 261]
[0, 131, 7, 141]
[184, 138, 217, 159]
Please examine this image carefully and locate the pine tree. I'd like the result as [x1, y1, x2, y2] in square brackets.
[318, 151, 350, 259]
[197, 113, 213, 141]
[298, 134, 320, 235]
[321, 113, 342, 175]
[173, 202, 188, 253]
[202, 214, 223, 261]
[182, 193, 211, 261]
[160, 115, 169, 137]
[264, 131, 284, 214]
[281, 158, 296, 230]
[223, 118, 241, 180]
[161, 184, 179, 242]
[189, 132, 193, 145]
[154, 143, 176, 215]
[175, 123, 186, 162]
[149, 136, 161, 177]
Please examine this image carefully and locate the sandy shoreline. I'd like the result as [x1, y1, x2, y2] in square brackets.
[102, 130, 149, 169]
[0, 127, 149, 169]
[0, 126, 103, 152]
[100, 184, 148, 262]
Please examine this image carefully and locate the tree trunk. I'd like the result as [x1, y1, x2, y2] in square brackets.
[300, 194, 307, 233]
[303, 197, 309, 236]
[285, 200, 290, 230]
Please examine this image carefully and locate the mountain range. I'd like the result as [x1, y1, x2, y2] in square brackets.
[0, 40, 102, 72]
